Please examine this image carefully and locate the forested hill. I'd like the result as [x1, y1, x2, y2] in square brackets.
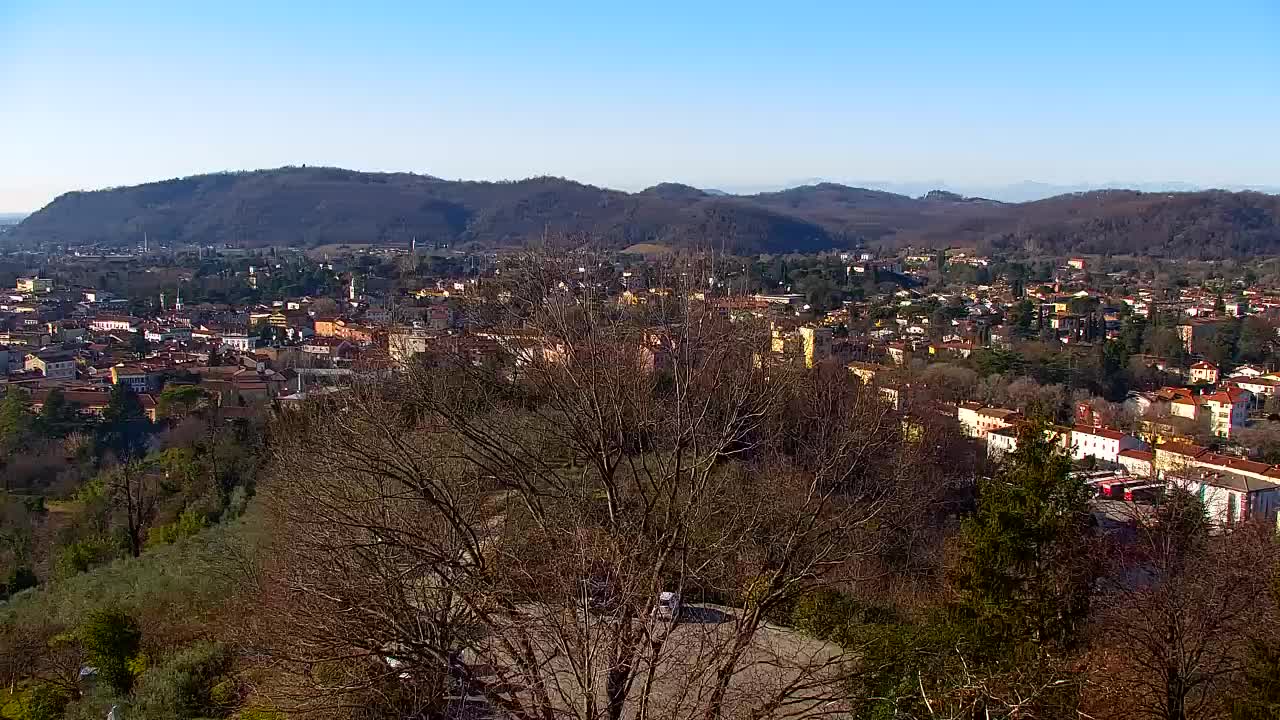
[11, 167, 1280, 257]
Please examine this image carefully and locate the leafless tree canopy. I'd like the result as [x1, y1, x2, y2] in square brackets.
[253, 280, 968, 720]
[1086, 486, 1278, 720]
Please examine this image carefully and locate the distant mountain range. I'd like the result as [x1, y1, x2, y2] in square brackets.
[0, 213, 26, 225]
[715, 179, 1280, 204]
[9, 167, 1280, 258]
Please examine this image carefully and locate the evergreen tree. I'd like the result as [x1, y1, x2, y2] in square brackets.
[130, 332, 150, 359]
[0, 391, 34, 491]
[36, 387, 79, 438]
[97, 383, 151, 461]
[952, 419, 1096, 650]
[0, 390, 34, 451]
[1008, 299, 1036, 339]
[1235, 641, 1280, 720]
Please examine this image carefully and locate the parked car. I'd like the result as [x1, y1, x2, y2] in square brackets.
[653, 591, 682, 622]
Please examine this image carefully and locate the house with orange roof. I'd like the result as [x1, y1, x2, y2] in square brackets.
[1189, 360, 1219, 385]
[29, 389, 158, 422]
[957, 403, 1020, 440]
[1201, 387, 1250, 438]
[1169, 392, 1200, 420]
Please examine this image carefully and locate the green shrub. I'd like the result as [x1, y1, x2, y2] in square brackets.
[770, 586, 903, 648]
[221, 486, 249, 521]
[78, 606, 142, 695]
[131, 641, 235, 720]
[146, 508, 207, 549]
[55, 537, 117, 579]
[1, 682, 70, 720]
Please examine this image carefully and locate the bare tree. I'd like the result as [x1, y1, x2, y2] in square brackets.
[102, 461, 160, 558]
[252, 268, 966, 720]
[1086, 486, 1277, 720]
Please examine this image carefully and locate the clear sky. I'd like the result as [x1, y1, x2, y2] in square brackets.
[1, 0, 1277, 212]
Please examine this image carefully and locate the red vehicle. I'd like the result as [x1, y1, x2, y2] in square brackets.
[1123, 483, 1164, 502]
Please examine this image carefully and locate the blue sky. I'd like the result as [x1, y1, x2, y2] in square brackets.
[1, 0, 1277, 211]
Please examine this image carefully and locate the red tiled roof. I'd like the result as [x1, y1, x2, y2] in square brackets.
[1119, 449, 1155, 461]
[1073, 424, 1127, 440]
[1158, 441, 1209, 459]
[1201, 453, 1272, 476]
[1202, 388, 1249, 405]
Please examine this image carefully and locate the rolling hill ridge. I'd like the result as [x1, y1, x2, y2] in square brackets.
[11, 167, 1280, 257]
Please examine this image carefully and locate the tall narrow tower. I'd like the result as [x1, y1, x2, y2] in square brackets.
[175, 287, 183, 312]
[349, 274, 358, 301]
[159, 291, 166, 311]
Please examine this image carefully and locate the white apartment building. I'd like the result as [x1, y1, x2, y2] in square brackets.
[1070, 425, 1144, 464]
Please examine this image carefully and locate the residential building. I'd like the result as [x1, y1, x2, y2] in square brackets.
[24, 350, 76, 379]
[1176, 321, 1219, 354]
[797, 325, 832, 368]
[110, 365, 158, 393]
[766, 323, 832, 368]
[1153, 442, 1210, 478]
[314, 318, 375, 345]
[886, 342, 909, 366]
[928, 341, 976, 359]
[847, 361, 889, 385]
[1169, 393, 1200, 420]
[957, 403, 1020, 440]
[1118, 449, 1155, 478]
[221, 332, 259, 352]
[144, 326, 193, 343]
[388, 328, 435, 362]
[1200, 388, 1250, 438]
[90, 315, 141, 333]
[16, 277, 53, 294]
[985, 423, 1072, 459]
[987, 426, 1019, 458]
[15, 278, 52, 294]
[1173, 470, 1280, 527]
[1228, 376, 1279, 399]
[29, 389, 158, 422]
[301, 337, 354, 358]
[753, 293, 806, 307]
[1189, 361, 1219, 385]
[1230, 364, 1267, 379]
[1070, 425, 1144, 464]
